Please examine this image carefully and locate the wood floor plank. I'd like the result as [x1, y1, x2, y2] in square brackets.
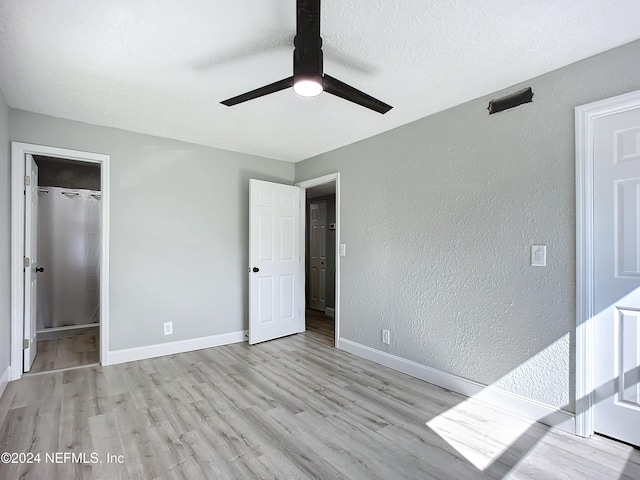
[375, 423, 491, 480]
[241, 405, 351, 480]
[88, 410, 130, 480]
[251, 450, 314, 480]
[1, 311, 639, 479]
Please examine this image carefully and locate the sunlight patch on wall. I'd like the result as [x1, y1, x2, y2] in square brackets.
[491, 334, 571, 411]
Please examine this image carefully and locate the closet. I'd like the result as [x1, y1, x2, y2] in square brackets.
[29, 156, 101, 373]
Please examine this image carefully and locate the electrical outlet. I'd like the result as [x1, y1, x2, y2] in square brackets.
[382, 329, 390, 345]
[164, 321, 173, 335]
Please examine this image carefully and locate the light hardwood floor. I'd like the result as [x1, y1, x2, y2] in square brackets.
[1, 313, 638, 479]
[30, 328, 99, 374]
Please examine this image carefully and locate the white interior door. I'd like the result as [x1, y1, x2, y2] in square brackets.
[249, 179, 303, 345]
[23, 154, 39, 372]
[593, 106, 640, 446]
[308, 201, 327, 311]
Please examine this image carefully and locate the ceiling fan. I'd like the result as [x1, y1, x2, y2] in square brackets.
[220, 0, 392, 114]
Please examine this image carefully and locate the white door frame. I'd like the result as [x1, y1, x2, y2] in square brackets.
[575, 89, 640, 437]
[10, 142, 110, 380]
[296, 173, 340, 347]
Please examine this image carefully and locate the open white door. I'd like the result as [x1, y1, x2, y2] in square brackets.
[23, 154, 39, 372]
[593, 106, 640, 446]
[249, 179, 303, 345]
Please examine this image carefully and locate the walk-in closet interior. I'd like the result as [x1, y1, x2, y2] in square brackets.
[29, 156, 101, 373]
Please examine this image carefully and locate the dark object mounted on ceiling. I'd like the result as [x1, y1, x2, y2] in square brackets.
[488, 87, 533, 114]
[220, 0, 392, 114]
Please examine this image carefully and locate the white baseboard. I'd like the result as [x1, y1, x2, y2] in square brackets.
[338, 338, 575, 435]
[0, 366, 10, 399]
[325, 307, 335, 317]
[106, 330, 248, 366]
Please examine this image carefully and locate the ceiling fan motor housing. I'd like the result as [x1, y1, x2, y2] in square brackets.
[294, 0, 323, 85]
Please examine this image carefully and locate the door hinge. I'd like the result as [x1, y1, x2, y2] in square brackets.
[23, 257, 30, 268]
[24, 175, 31, 186]
[23, 339, 29, 349]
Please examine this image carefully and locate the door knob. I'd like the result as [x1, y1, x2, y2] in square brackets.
[252, 267, 259, 272]
[36, 267, 45, 273]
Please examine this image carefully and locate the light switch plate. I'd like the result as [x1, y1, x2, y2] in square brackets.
[531, 245, 546, 266]
[339, 243, 346, 257]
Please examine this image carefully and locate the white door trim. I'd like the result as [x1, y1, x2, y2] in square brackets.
[296, 173, 340, 347]
[575, 89, 640, 437]
[10, 142, 110, 380]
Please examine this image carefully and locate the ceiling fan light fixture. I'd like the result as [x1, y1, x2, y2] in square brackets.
[220, 0, 392, 113]
[293, 77, 323, 97]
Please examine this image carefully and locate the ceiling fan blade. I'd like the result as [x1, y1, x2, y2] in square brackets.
[221, 76, 294, 106]
[323, 74, 392, 114]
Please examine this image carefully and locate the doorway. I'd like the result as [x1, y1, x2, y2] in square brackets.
[576, 90, 640, 446]
[297, 173, 340, 347]
[305, 186, 336, 345]
[247, 175, 340, 347]
[30, 156, 101, 373]
[10, 143, 110, 381]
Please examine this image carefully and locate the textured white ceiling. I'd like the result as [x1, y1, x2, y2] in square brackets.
[1, 1, 639, 162]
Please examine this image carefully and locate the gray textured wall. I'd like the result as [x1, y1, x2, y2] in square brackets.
[0, 90, 9, 376]
[35, 156, 101, 190]
[9, 110, 295, 351]
[295, 39, 640, 412]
